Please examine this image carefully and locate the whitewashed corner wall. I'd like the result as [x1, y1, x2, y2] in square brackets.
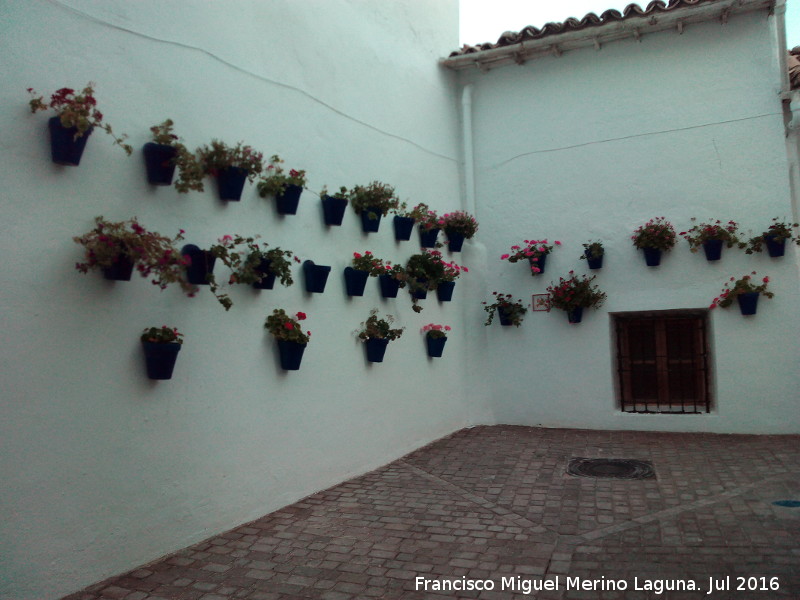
[0, 1, 493, 598]
[461, 10, 800, 434]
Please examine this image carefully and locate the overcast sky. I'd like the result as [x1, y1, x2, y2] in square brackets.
[459, 0, 800, 48]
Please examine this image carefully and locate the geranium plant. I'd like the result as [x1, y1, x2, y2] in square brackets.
[197, 140, 264, 181]
[74, 216, 195, 295]
[148, 119, 205, 193]
[709, 272, 774, 309]
[483, 292, 527, 327]
[257, 154, 307, 197]
[373, 261, 407, 286]
[440, 258, 468, 282]
[544, 271, 606, 312]
[744, 218, 800, 254]
[320, 185, 348, 201]
[405, 250, 447, 311]
[580, 240, 604, 260]
[679, 218, 742, 252]
[348, 181, 399, 219]
[141, 325, 184, 345]
[631, 217, 677, 250]
[442, 210, 479, 239]
[351, 251, 385, 275]
[501, 239, 561, 275]
[27, 83, 132, 154]
[355, 309, 405, 341]
[264, 309, 311, 344]
[421, 323, 451, 339]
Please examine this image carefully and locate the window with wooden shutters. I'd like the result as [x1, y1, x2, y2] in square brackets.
[614, 311, 711, 413]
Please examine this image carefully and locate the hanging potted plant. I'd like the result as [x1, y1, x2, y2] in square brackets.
[27, 83, 132, 165]
[421, 323, 451, 358]
[709, 272, 774, 316]
[405, 250, 447, 312]
[441, 210, 479, 252]
[679, 218, 742, 261]
[74, 216, 196, 295]
[355, 309, 404, 363]
[417, 206, 443, 248]
[744, 218, 800, 258]
[141, 326, 184, 380]
[544, 271, 607, 324]
[264, 309, 310, 370]
[483, 292, 527, 327]
[257, 154, 307, 215]
[303, 260, 332, 293]
[214, 235, 299, 293]
[631, 217, 677, 266]
[320, 185, 349, 226]
[501, 239, 561, 276]
[349, 181, 399, 233]
[372, 261, 407, 298]
[345, 251, 384, 297]
[197, 139, 264, 201]
[143, 119, 204, 191]
[580, 240, 605, 269]
[436, 258, 468, 302]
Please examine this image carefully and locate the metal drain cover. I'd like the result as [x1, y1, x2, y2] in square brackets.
[568, 458, 655, 479]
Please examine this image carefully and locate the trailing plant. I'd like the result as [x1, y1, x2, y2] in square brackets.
[709, 272, 774, 309]
[442, 210, 479, 239]
[679, 218, 742, 252]
[405, 250, 447, 311]
[197, 140, 264, 181]
[348, 181, 399, 220]
[74, 216, 195, 295]
[355, 309, 404, 341]
[27, 83, 132, 154]
[580, 240, 604, 260]
[141, 325, 184, 345]
[483, 292, 527, 327]
[257, 154, 307, 197]
[421, 323, 451, 339]
[148, 119, 205, 193]
[544, 271, 607, 312]
[501, 239, 561, 274]
[265, 309, 310, 344]
[744, 218, 800, 253]
[631, 217, 676, 251]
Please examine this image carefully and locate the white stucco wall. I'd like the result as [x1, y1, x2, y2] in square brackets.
[0, 1, 489, 598]
[461, 10, 799, 434]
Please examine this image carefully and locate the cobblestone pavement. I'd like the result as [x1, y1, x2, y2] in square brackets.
[63, 426, 800, 600]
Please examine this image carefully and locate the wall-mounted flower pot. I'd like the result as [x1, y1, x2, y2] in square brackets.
[360, 206, 383, 233]
[322, 196, 348, 226]
[497, 307, 514, 326]
[567, 307, 584, 324]
[764, 234, 786, 258]
[275, 184, 302, 215]
[215, 166, 248, 201]
[528, 253, 547, 274]
[409, 278, 428, 300]
[737, 292, 759, 315]
[252, 259, 276, 290]
[102, 255, 135, 281]
[365, 337, 389, 363]
[303, 260, 331, 293]
[393, 216, 415, 241]
[182, 244, 216, 285]
[142, 341, 181, 380]
[48, 117, 92, 166]
[426, 335, 447, 358]
[446, 230, 465, 252]
[142, 143, 177, 185]
[344, 267, 369, 296]
[642, 247, 662, 267]
[585, 250, 604, 270]
[702, 239, 723, 261]
[437, 280, 455, 302]
[277, 339, 306, 370]
[419, 227, 440, 248]
[378, 274, 400, 298]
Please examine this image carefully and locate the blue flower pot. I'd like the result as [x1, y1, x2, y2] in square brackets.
[498, 307, 514, 326]
[344, 267, 369, 296]
[252, 258, 276, 290]
[737, 292, 759, 315]
[359, 206, 383, 233]
[303, 260, 331, 293]
[322, 196, 348, 226]
[437, 281, 455, 302]
[102, 255, 135, 281]
[426, 335, 447, 358]
[365, 338, 389, 362]
[567, 307, 584, 324]
[48, 117, 92, 166]
[275, 184, 302, 215]
[181, 245, 216, 285]
[277, 339, 306, 370]
[446, 230, 465, 252]
[393, 216, 415, 241]
[143, 143, 177, 185]
[585, 249, 604, 270]
[642, 247, 662, 267]
[409, 278, 428, 300]
[142, 342, 181, 380]
[764, 234, 786, 258]
[378, 274, 400, 298]
[419, 228, 440, 248]
[215, 166, 248, 201]
[529, 253, 547, 275]
[703, 239, 723, 261]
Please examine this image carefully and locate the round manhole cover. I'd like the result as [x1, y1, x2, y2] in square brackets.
[568, 458, 655, 479]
